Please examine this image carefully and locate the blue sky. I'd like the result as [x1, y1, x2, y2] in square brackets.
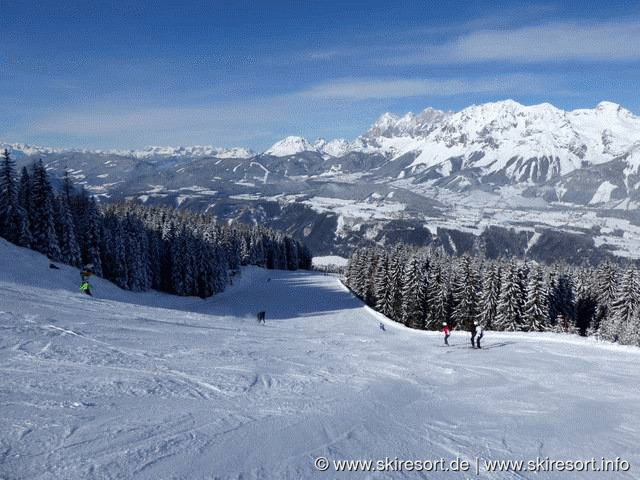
[1, 0, 639, 151]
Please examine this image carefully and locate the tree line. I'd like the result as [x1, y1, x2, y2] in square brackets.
[345, 244, 640, 346]
[0, 150, 312, 297]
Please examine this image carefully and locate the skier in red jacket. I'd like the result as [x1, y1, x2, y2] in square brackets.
[442, 322, 451, 346]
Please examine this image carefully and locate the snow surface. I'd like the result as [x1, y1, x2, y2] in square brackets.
[311, 255, 349, 268]
[589, 181, 618, 205]
[1, 238, 640, 479]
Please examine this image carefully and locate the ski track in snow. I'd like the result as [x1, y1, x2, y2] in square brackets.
[1, 240, 640, 479]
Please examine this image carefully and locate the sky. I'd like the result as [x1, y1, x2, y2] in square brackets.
[1, 0, 640, 152]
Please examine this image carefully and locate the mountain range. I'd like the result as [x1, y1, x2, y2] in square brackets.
[4, 99, 640, 264]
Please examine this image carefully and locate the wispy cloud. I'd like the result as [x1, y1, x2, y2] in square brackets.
[25, 93, 370, 149]
[395, 19, 640, 64]
[24, 71, 569, 148]
[299, 74, 554, 100]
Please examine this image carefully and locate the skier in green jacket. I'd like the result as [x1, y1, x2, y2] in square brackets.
[80, 280, 93, 296]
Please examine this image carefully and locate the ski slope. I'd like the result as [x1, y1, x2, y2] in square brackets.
[1, 238, 639, 479]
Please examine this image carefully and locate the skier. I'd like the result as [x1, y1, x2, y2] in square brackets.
[257, 311, 266, 324]
[442, 322, 451, 346]
[80, 280, 93, 296]
[379, 322, 386, 332]
[80, 264, 94, 282]
[475, 321, 484, 349]
[470, 320, 477, 348]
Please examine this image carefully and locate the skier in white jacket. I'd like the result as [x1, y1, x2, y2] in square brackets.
[474, 321, 484, 349]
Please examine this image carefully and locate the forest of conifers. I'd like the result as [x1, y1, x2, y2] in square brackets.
[0, 150, 312, 298]
[345, 244, 640, 346]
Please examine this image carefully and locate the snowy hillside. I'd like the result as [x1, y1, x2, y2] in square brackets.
[1, 239, 639, 479]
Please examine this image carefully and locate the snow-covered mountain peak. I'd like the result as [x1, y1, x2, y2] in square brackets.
[367, 113, 401, 138]
[365, 107, 447, 139]
[595, 100, 624, 113]
[320, 138, 352, 157]
[265, 136, 315, 157]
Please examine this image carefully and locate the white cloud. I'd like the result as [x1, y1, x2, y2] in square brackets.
[397, 20, 640, 64]
[300, 75, 553, 100]
[25, 93, 369, 149]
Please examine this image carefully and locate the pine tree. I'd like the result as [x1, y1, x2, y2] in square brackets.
[401, 255, 428, 329]
[374, 252, 395, 318]
[387, 248, 407, 322]
[16, 167, 32, 248]
[29, 160, 61, 260]
[619, 311, 640, 346]
[600, 267, 639, 343]
[239, 235, 251, 266]
[495, 261, 525, 331]
[478, 262, 501, 330]
[285, 236, 299, 271]
[424, 262, 447, 330]
[451, 254, 480, 331]
[523, 265, 548, 331]
[548, 271, 575, 332]
[0, 149, 19, 243]
[147, 229, 163, 290]
[55, 192, 81, 267]
[346, 248, 367, 299]
[573, 267, 598, 336]
[594, 261, 620, 333]
[84, 196, 103, 275]
[362, 248, 379, 307]
[170, 225, 187, 295]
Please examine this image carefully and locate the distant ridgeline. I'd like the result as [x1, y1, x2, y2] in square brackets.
[345, 244, 640, 347]
[0, 150, 312, 298]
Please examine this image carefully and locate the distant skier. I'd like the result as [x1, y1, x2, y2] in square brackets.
[442, 322, 451, 346]
[80, 280, 93, 296]
[257, 311, 266, 324]
[475, 321, 484, 349]
[80, 264, 94, 282]
[470, 321, 477, 348]
[379, 322, 386, 332]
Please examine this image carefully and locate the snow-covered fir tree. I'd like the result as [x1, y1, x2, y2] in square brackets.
[478, 262, 501, 330]
[548, 269, 575, 332]
[55, 190, 82, 267]
[424, 261, 447, 330]
[495, 261, 525, 331]
[388, 246, 408, 321]
[29, 160, 61, 261]
[600, 266, 639, 342]
[523, 265, 548, 332]
[401, 254, 428, 329]
[343, 238, 639, 345]
[0, 149, 19, 244]
[374, 252, 395, 318]
[451, 254, 480, 330]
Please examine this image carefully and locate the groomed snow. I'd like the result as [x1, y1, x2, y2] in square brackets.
[1, 238, 639, 479]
